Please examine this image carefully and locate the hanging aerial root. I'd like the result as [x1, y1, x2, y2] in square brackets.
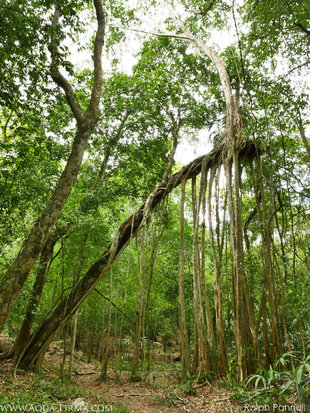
[16, 140, 257, 371]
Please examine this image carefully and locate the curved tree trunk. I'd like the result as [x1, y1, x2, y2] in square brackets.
[15, 142, 254, 371]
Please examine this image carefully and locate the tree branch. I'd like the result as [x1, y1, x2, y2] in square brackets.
[49, 0, 105, 128]
[98, 110, 131, 181]
[162, 1, 235, 136]
[111, 25, 191, 41]
[49, 7, 85, 127]
[94, 289, 136, 325]
[294, 22, 310, 36]
[88, 0, 106, 123]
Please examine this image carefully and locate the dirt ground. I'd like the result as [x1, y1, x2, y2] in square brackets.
[45, 343, 241, 412]
[74, 366, 240, 412]
[0, 337, 242, 412]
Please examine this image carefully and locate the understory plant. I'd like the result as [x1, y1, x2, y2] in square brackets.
[245, 352, 310, 406]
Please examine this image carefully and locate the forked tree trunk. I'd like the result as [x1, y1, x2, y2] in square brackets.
[0, 0, 105, 333]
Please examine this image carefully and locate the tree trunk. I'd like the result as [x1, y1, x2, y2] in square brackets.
[192, 177, 209, 377]
[68, 312, 78, 381]
[207, 166, 228, 374]
[233, 149, 260, 370]
[200, 160, 217, 358]
[256, 151, 282, 361]
[224, 154, 255, 381]
[0, 0, 105, 333]
[132, 229, 147, 379]
[178, 179, 191, 378]
[67, 233, 88, 380]
[12, 226, 69, 359]
[100, 269, 113, 380]
[12, 241, 53, 360]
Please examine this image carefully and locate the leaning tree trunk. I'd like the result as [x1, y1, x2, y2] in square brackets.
[0, 0, 105, 333]
[16, 143, 254, 372]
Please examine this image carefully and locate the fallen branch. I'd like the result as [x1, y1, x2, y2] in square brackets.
[213, 396, 231, 402]
[75, 371, 97, 376]
[115, 393, 150, 397]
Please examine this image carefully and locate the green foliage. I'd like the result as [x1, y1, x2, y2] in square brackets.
[243, 0, 310, 60]
[178, 372, 197, 395]
[245, 353, 310, 406]
[0, 368, 88, 406]
[0, 364, 135, 412]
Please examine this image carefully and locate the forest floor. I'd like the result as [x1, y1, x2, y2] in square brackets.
[0, 336, 293, 413]
[74, 359, 240, 413]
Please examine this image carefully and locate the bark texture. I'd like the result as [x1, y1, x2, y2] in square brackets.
[12, 226, 70, 360]
[0, 0, 105, 333]
[178, 179, 191, 378]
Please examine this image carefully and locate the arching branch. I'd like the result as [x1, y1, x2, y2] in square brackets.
[16, 140, 256, 371]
